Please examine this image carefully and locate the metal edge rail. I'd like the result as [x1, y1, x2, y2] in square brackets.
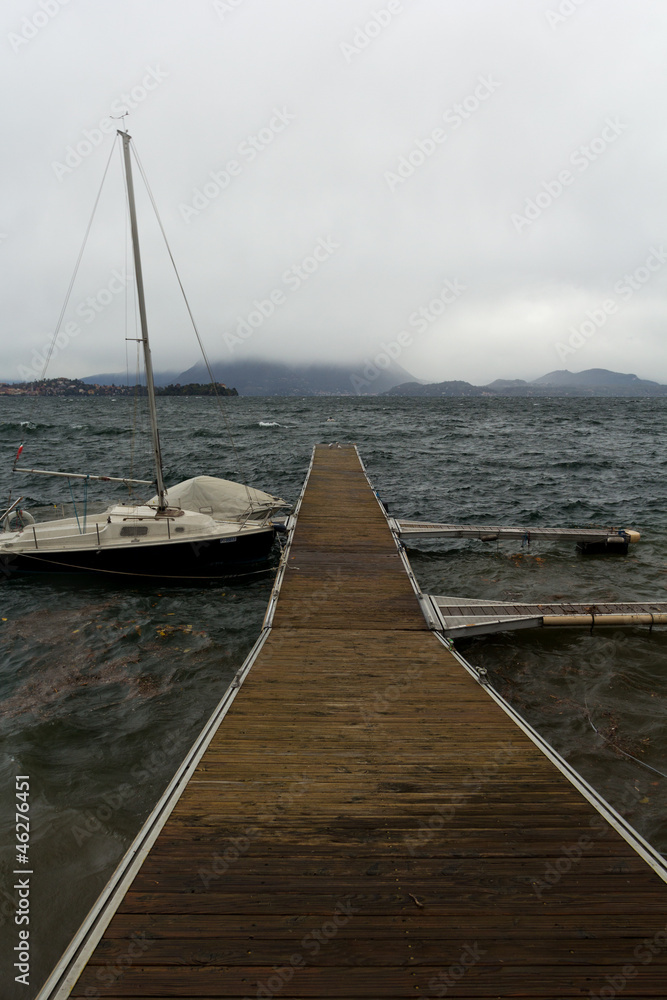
[425, 595, 543, 638]
[262, 513, 296, 629]
[353, 457, 439, 629]
[262, 446, 314, 629]
[438, 634, 667, 886]
[440, 617, 543, 638]
[38, 449, 316, 998]
[36, 628, 273, 1000]
[361, 462, 667, 882]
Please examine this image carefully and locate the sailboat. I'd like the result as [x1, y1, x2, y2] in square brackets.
[0, 131, 289, 579]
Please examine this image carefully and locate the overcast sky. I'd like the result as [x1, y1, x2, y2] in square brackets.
[3, 0, 667, 386]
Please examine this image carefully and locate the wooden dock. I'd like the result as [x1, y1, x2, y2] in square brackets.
[430, 596, 667, 638]
[395, 519, 640, 550]
[41, 444, 667, 999]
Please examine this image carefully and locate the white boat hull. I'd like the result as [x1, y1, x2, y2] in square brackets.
[0, 504, 278, 579]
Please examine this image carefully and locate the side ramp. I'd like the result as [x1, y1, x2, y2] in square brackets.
[39, 444, 667, 999]
[395, 518, 640, 552]
[429, 596, 667, 638]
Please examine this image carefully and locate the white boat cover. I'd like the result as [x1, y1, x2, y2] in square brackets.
[147, 476, 289, 521]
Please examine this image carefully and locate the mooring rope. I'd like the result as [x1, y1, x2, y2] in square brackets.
[585, 697, 667, 780]
[8, 549, 277, 581]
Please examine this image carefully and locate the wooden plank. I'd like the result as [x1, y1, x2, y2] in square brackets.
[436, 600, 667, 617]
[84, 934, 667, 964]
[397, 519, 640, 545]
[69, 963, 667, 997]
[434, 596, 667, 637]
[101, 910, 667, 938]
[61, 445, 667, 1000]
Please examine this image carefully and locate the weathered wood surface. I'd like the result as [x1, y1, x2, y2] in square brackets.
[69, 444, 667, 999]
[397, 520, 637, 543]
[432, 596, 667, 638]
[435, 599, 667, 617]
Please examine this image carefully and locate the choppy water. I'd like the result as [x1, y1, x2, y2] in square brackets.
[1, 394, 666, 998]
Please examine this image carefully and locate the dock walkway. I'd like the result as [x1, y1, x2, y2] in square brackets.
[46, 444, 667, 998]
[431, 596, 667, 638]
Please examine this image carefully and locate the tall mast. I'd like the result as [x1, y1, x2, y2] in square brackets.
[119, 130, 167, 509]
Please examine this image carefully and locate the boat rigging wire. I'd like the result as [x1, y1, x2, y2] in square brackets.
[7, 140, 118, 510]
[130, 140, 251, 496]
[37, 141, 117, 386]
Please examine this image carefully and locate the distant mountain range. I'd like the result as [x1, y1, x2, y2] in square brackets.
[384, 369, 667, 397]
[34, 364, 667, 397]
[82, 359, 417, 396]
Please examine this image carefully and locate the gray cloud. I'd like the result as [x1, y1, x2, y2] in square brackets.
[3, 0, 667, 385]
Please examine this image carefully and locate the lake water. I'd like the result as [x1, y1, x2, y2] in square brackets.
[1, 394, 666, 998]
